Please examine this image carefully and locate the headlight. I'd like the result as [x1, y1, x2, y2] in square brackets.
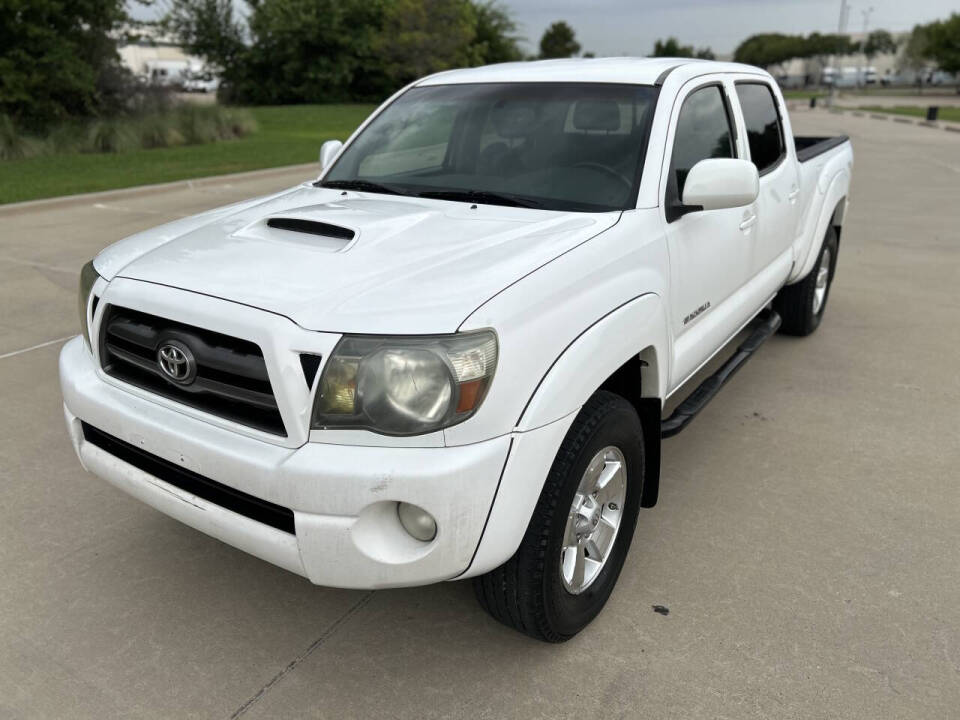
[78, 260, 101, 351]
[312, 331, 497, 436]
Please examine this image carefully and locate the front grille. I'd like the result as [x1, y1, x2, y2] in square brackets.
[99, 305, 285, 436]
[82, 423, 295, 534]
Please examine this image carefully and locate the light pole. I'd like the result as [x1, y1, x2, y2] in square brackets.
[829, 0, 851, 105]
[860, 6, 874, 87]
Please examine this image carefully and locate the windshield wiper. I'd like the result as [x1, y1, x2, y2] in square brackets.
[316, 179, 409, 196]
[416, 189, 542, 209]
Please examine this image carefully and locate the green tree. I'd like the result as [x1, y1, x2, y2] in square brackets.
[734, 32, 852, 70]
[377, 0, 479, 84]
[0, 0, 134, 129]
[165, 0, 522, 104]
[899, 23, 933, 88]
[163, 0, 245, 70]
[926, 13, 960, 81]
[861, 29, 898, 61]
[652, 37, 714, 60]
[734, 34, 802, 68]
[539, 21, 580, 59]
[470, 1, 523, 64]
[235, 0, 391, 104]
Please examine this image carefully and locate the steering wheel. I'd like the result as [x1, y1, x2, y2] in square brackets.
[571, 162, 633, 191]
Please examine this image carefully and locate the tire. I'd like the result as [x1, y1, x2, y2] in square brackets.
[473, 391, 644, 642]
[774, 227, 839, 336]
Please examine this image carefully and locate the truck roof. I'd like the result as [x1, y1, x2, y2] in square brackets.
[416, 57, 765, 87]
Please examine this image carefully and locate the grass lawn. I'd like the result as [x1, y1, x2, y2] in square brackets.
[0, 104, 376, 205]
[857, 105, 960, 123]
[783, 90, 828, 101]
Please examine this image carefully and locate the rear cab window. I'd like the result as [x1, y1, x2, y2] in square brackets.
[735, 82, 786, 175]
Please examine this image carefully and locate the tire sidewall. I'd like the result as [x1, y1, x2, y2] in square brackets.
[541, 403, 644, 638]
[808, 229, 839, 332]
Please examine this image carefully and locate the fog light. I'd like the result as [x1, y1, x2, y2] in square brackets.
[397, 502, 437, 542]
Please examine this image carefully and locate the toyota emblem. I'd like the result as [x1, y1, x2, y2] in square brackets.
[157, 341, 197, 385]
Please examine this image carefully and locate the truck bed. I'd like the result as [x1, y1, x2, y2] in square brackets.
[794, 135, 850, 163]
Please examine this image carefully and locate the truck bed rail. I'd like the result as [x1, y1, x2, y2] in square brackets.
[795, 135, 850, 163]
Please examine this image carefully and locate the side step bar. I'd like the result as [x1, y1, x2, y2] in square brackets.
[661, 310, 781, 438]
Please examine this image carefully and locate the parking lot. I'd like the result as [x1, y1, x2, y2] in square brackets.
[1, 110, 958, 719]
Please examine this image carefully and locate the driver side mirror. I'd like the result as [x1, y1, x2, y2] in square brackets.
[681, 158, 759, 211]
[319, 140, 343, 172]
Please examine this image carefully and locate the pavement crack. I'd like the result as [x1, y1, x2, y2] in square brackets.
[229, 590, 375, 719]
[0, 334, 75, 361]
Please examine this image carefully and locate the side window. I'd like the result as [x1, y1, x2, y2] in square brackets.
[670, 85, 735, 198]
[735, 83, 785, 174]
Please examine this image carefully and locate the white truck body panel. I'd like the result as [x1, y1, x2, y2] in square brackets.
[60, 58, 853, 588]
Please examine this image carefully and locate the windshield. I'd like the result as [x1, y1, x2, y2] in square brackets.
[322, 82, 659, 212]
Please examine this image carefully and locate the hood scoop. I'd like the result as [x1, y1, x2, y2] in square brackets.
[230, 215, 358, 253]
[266, 217, 355, 241]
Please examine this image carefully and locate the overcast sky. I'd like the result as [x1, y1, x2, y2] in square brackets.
[134, 0, 957, 55]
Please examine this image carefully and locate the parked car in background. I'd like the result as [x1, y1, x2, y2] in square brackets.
[145, 59, 193, 89]
[61, 58, 853, 642]
[182, 72, 220, 94]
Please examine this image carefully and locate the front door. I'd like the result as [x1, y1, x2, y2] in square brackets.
[662, 80, 755, 392]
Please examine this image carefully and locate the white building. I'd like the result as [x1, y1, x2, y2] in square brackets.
[774, 31, 952, 88]
[115, 25, 206, 86]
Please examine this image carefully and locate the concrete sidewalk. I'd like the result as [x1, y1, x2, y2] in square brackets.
[1, 112, 958, 719]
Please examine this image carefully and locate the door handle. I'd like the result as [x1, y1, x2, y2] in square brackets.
[739, 213, 758, 231]
[788, 186, 800, 203]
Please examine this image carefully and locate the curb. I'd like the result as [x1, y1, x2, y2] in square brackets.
[790, 104, 960, 135]
[0, 162, 318, 216]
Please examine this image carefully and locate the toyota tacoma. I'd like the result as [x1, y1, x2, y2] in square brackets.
[60, 58, 853, 641]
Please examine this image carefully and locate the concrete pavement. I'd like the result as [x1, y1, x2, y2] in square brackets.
[1, 112, 959, 719]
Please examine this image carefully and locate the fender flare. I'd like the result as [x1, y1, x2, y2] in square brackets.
[461, 293, 668, 577]
[517, 292, 667, 509]
[516, 293, 667, 431]
[791, 171, 849, 283]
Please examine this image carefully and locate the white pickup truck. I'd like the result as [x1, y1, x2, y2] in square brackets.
[60, 58, 853, 642]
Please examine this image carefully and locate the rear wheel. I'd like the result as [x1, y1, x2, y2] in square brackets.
[473, 391, 644, 642]
[774, 227, 839, 336]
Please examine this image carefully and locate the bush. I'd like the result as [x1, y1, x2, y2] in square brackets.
[86, 119, 140, 153]
[176, 105, 221, 145]
[0, 105, 257, 159]
[0, 115, 45, 160]
[136, 114, 183, 149]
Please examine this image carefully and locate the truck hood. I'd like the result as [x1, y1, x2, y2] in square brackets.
[97, 184, 620, 334]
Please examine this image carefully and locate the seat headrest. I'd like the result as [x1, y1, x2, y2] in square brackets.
[572, 100, 622, 131]
[491, 101, 539, 138]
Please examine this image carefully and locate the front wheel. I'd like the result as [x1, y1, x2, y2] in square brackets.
[473, 391, 644, 642]
[774, 227, 839, 336]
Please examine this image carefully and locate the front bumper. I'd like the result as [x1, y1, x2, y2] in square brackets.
[60, 336, 514, 589]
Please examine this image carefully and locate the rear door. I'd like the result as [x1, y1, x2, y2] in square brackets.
[732, 80, 799, 277]
[661, 78, 755, 391]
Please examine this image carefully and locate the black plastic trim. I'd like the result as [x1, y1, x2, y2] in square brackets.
[661, 310, 781, 438]
[100, 305, 285, 436]
[266, 217, 355, 240]
[299, 353, 322, 390]
[81, 423, 296, 534]
[638, 397, 662, 508]
[795, 135, 849, 163]
[654, 64, 682, 86]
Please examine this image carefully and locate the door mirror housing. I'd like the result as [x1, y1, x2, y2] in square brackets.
[319, 140, 343, 171]
[681, 158, 759, 211]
